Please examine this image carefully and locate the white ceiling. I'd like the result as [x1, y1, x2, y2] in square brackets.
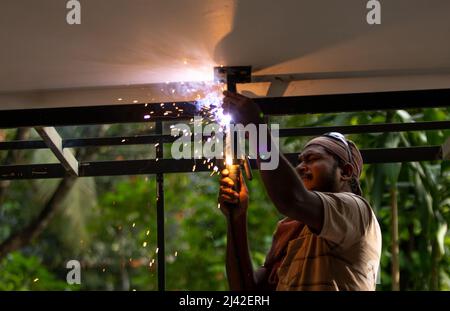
[1, 0, 450, 107]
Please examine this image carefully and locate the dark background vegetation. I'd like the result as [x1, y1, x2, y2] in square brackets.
[0, 107, 449, 290]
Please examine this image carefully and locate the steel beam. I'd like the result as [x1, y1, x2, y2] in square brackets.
[1, 89, 450, 128]
[34, 127, 78, 176]
[0, 146, 443, 180]
[2, 121, 449, 151]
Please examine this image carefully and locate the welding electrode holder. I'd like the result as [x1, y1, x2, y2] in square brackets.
[227, 162, 242, 199]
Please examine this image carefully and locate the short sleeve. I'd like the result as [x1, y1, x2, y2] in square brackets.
[314, 191, 373, 248]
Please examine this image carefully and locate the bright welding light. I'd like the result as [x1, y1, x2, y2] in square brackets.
[193, 84, 235, 166]
[221, 113, 232, 126]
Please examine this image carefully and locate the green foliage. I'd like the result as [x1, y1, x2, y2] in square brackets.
[0, 252, 73, 291]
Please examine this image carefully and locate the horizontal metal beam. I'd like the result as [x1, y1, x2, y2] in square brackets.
[256, 88, 450, 115]
[0, 102, 197, 128]
[251, 68, 450, 83]
[0, 135, 179, 151]
[285, 146, 443, 164]
[278, 121, 450, 137]
[0, 140, 47, 150]
[35, 127, 79, 176]
[0, 146, 444, 180]
[63, 135, 176, 148]
[1, 89, 449, 128]
[1, 121, 449, 151]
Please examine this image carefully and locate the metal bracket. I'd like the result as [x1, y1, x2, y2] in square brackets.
[213, 66, 252, 92]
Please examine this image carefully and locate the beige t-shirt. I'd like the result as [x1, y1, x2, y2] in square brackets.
[273, 192, 382, 291]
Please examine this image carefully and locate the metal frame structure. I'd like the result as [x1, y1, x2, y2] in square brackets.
[1, 87, 449, 290]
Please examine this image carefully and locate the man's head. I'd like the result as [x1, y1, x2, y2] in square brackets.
[295, 132, 363, 195]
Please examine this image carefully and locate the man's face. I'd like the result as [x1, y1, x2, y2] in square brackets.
[295, 145, 340, 192]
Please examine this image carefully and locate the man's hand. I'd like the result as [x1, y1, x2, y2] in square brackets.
[222, 91, 265, 125]
[218, 168, 249, 220]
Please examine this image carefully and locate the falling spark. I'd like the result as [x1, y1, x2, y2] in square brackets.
[132, 289, 137, 292]
[144, 115, 151, 120]
[143, 242, 148, 248]
[154, 143, 160, 148]
[33, 278, 39, 283]
[146, 230, 150, 236]
[175, 251, 178, 257]
[218, 203, 221, 209]
[133, 100, 138, 103]
[132, 222, 136, 228]
[155, 248, 159, 254]
[102, 268, 106, 272]
[117, 98, 123, 101]
[192, 165, 196, 172]
[121, 139, 126, 143]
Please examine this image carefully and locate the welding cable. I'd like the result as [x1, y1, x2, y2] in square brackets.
[226, 164, 247, 290]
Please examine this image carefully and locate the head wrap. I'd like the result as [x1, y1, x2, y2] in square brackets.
[304, 135, 363, 195]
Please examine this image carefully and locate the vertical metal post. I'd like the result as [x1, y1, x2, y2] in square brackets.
[155, 120, 165, 291]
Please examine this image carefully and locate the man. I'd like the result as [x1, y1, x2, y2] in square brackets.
[218, 91, 381, 291]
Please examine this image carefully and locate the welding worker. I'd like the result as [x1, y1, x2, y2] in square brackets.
[218, 91, 381, 291]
